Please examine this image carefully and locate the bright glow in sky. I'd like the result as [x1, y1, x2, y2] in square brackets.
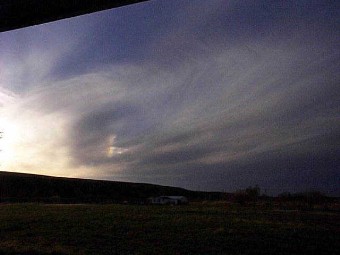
[0, 0, 339, 195]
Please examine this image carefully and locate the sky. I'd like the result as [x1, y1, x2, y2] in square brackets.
[0, 0, 339, 195]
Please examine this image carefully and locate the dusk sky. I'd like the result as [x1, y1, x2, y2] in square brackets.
[0, 0, 339, 195]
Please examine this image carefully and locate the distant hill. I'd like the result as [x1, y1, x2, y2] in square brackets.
[0, 171, 226, 203]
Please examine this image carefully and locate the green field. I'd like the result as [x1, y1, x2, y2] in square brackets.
[0, 203, 339, 255]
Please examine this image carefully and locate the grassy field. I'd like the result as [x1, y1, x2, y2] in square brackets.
[0, 203, 339, 255]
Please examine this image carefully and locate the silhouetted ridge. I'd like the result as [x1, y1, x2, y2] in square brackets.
[0, 171, 225, 203]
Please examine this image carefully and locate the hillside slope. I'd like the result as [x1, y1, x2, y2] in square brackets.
[0, 171, 224, 203]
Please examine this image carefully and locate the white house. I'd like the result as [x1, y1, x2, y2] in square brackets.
[149, 196, 188, 205]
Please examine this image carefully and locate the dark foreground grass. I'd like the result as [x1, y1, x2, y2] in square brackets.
[0, 203, 339, 255]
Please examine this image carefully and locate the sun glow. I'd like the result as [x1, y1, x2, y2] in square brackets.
[0, 106, 72, 176]
[0, 117, 19, 167]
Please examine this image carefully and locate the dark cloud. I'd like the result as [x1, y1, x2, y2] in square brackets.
[77, 102, 138, 133]
[116, 129, 340, 195]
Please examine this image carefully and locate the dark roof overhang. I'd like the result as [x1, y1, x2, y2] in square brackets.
[0, 0, 149, 33]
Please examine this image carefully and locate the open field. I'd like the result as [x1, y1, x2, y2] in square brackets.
[0, 203, 339, 255]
